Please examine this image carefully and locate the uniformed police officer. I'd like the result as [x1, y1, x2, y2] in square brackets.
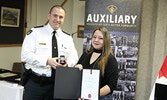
[21, 5, 78, 100]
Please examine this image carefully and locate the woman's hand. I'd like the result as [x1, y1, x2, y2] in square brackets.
[75, 64, 83, 70]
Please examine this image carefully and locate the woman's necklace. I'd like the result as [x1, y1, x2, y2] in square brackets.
[93, 49, 102, 53]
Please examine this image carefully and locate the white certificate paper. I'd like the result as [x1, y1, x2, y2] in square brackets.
[81, 69, 100, 100]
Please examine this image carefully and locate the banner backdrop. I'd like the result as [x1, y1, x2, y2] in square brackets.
[83, 0, 142, 100]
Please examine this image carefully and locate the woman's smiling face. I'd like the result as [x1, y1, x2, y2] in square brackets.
[91, 30, 104, 50]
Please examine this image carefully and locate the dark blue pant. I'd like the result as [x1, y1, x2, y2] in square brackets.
[23, 79, 60, 100]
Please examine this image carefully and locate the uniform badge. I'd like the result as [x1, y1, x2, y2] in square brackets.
[26, 30, 32, 35]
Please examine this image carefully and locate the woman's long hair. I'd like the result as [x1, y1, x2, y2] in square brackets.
[87, 27, 113, 76]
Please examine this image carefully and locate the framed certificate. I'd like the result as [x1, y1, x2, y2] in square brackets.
[54, 67, 100, 100]
[81, 69, 100, 100]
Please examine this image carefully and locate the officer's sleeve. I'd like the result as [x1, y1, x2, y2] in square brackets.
[66, 36, 78, 67]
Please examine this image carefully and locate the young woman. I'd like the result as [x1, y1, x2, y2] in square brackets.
[76, 27, 118, 100]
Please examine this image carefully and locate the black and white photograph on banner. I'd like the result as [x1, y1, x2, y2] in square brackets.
[112, 91, 124, 100]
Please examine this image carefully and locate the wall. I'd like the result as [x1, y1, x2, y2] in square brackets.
[136, 0, 167, 100]
[0, 47, 21, 70]
[71, 0, 85, 57]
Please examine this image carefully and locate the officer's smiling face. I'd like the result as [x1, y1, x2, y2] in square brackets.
[48, 7, 65, 30]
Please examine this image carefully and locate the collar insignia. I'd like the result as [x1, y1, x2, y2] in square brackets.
[26, 30, 32, 35]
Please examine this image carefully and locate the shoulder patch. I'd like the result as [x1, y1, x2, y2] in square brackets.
[34, 25, 44, 28]
[26, 30, 32, 35]
[62, 30, 70, 36]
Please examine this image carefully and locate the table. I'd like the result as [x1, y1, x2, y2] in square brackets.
[0, 81, 24, 100]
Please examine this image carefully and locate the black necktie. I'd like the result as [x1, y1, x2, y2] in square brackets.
[51, 31, 58, 79]
[52, 31, 58, 57]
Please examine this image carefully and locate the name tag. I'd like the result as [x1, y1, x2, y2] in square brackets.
[39, 43, 46, 45]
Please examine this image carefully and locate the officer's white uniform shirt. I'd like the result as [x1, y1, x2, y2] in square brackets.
[21, 24, 78, 77]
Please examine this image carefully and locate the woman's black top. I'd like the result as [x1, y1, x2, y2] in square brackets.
[77, 51, 118, 94]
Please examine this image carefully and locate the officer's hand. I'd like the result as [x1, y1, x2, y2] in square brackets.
[47, 57, 60, 69]
[47, 57, 68, 69]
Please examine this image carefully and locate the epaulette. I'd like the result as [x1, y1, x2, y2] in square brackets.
[34, 25, 44, 28]
[62, 30, 70, 36]
[26, 30, 32, 35]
